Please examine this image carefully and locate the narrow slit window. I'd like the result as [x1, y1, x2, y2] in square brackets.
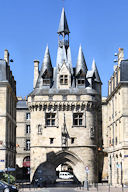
[50, 138, 54, 144]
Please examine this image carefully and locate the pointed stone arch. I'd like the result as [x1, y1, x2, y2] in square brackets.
[32, 150, 85, 185]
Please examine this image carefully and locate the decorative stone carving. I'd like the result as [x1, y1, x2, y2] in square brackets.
[28, 101, 99, 112]
[61, 114, 68, 147]
[90, 127, 95, 138]
[37, 124, 42, 135]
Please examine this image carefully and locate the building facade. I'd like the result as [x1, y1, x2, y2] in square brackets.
[0, 50, 16, 171]
[28, 8, 103, 184]
[102, 48, 128, 185]
[16, 97, 30, 173]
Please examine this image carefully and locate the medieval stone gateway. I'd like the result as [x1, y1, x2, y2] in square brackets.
[31, 149, 98, 184]
[28, 8, 103, 185]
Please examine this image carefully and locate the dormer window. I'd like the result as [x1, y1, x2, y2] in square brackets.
[43, 78, 50, 85]
[77, 77, 85, 86]
[78, 79, 85, 85]
[60, 75, 68, 85]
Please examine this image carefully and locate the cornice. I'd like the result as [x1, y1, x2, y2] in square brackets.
[28, 100, 101, 112]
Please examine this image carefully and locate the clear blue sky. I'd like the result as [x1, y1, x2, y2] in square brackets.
[0, 0, 128, 97]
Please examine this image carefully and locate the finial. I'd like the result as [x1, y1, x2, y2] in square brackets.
[92, 59, 96, 71]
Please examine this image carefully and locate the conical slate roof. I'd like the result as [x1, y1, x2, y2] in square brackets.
[92, 59, 101, 83]
[76, 45, 88, 75]
[40, 45, 53, 77]
[35, 46, 53, 88]
[58, 8, 70, 35]
[67, 47, 73, 74]
[56, 45, 67, 70]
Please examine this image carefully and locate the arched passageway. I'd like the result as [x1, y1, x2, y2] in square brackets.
[32, 150, 85, 186]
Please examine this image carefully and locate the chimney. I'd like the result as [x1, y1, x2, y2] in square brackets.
[33, 60, 39, 88]
[118, 48, 124, 65]
[4, 49, 9, 65]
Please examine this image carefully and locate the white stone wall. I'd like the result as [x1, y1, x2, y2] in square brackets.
[28, 93, 102, 184]
[0, 83, 16, 170]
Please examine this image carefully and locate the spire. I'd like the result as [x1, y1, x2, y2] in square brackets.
[58, 8, 70, 35]
[35, 45, 53, 88]
[40, 45, 53, 77]
[76, 45, 88, 75]
[92, 59, 101, 83]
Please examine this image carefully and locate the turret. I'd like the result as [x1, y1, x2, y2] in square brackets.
[76, 45, 88, 87]
[57, 8, 70, 52]
[86, 59, 101, 93]
[92, 59, 101, 83]
[40, 45, 53, 78]
[76, 45, 87, 75]
[36, 45, 53, 88]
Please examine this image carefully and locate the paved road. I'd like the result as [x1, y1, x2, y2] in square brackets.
[32, 189, 77, 192]
[18, 180, 128, 192]
[19, 185, 128, 192]
[19, 188, 79, 192]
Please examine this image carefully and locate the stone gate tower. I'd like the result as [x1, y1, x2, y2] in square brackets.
[28, 8, 103, 184]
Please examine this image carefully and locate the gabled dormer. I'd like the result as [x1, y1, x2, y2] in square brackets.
[76, 70, 86, 87]
[57, 60, 71, 89]
[42, 69, 52, 87]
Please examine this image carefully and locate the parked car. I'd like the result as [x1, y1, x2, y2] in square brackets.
[59, 172, 74, 179]
[0, 180, 18, 192]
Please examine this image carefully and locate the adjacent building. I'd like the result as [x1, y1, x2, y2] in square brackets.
[0, 50, 16, 171]
[16, 97, 30, 177]
[28, 8, 103, 184]
[102, 48, 128, 185]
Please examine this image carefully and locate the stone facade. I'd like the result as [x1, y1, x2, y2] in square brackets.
[102, 48, 128, 186]
[16, 97, 30, 170]
[0, 50, 16, 171]
[28, 8, 103, 184]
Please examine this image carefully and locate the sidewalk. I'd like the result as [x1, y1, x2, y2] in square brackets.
[76, 185, 127, 192]
[18, 185, 128, 192]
